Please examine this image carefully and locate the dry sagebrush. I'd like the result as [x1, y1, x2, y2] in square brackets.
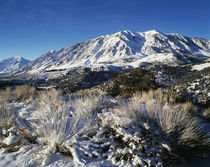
[85, 89, 209, 166]
[13, 85, 37, 102]
[202, 107, 210, 120]
[122, 89, 209, 156]
[0, 88, 14, 132]
[31, 89, 100, 155]
[0, 85, 36, 133]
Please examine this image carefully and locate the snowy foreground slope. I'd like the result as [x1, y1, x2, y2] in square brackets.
[19, 30, 210, 74]
[0, 56, 30, 76]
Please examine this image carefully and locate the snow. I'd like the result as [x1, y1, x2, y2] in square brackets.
[0, 146, 35, 167]
[192, 62, 210, 71]
[0, 145, 116, 167]
[0, 145, 75, 167]
[2, 133, 20, 145]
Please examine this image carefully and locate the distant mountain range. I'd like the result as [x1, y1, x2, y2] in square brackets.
[0, 56, 30, 76]
[1, 30, 210, 76]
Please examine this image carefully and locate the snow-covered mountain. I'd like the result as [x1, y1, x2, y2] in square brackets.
[0, 56, 30, 76]
[19, 30, 210, 74]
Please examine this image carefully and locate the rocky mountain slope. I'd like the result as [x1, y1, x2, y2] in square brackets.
[19, 30, 210, 74]
[0, 56, 30, 76]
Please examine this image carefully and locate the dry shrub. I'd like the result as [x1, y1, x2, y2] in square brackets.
[1, 85, 37, 103]
[0, 108, 13, 130]
[140, 88, 168, 104]
[31, 88, 99, 155]
[13, 85, 37, 102]
[75, 88, 107, 98]
[134, 89, 197, 115]
[0, 87, 12, 113]
[165, 85, 179, 103]
[202, 107, 210, 120]
[38, 88, 62, 106]
[178, 102, 197, 115]
[0, 88, 14, 131]
[154, 104, 206, 148]
[2, 87, 12, 103]
[115, 89, 209, 157]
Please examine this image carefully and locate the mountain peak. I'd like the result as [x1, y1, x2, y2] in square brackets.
[144, 29, 165, 36]
[121, 30, 133, 34]
[113, 30, 133, 36]
[146, 29, 161, 33]
[49, 50, 55, 53]
[14, 55, 22, 61]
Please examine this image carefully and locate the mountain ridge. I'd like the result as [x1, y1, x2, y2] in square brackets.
[0, 56, 30, 76]
[1, 30, 210, 76]
[18, 30, 209, 74]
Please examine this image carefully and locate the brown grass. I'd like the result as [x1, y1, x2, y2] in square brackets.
[0, 88, 13, 130]
[202, 107, 210, 120]
[13, 85, 37, 102]
[116, 89, 209, 156]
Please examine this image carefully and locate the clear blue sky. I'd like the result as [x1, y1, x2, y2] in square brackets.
[0, 0, 209, 60]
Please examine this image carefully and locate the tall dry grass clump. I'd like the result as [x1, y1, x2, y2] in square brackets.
[0, 87, 12, 112]
[178, 102, 197, 115]
[13, 85, 37, 102]
[0, 88, 14, 131]
[115, 89, 209, 157]
[74, 88, 107, 98]
[0, 85, 36, 132]
[1, 87, 12, 103]
[202, 107, 210, 120]
[31, 88, 100, 155]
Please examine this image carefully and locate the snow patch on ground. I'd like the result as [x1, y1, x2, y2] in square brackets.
[192, 62, 210, 71]
[2, 133, 20, 145]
